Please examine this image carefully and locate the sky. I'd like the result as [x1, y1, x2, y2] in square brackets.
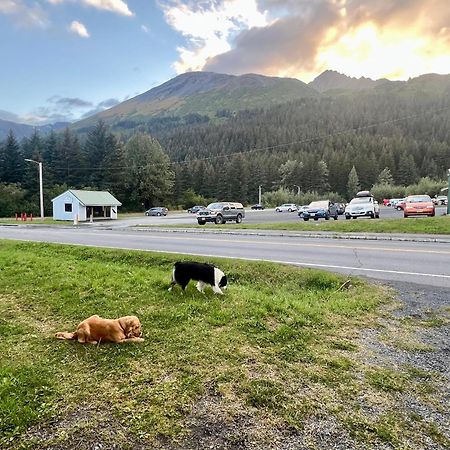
[1, 0, 450, 125]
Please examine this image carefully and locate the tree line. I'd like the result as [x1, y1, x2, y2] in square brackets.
[1, 83, 449, 216]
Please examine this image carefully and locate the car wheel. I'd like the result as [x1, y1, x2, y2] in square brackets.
[370, 212, 375, 219]
[156, 212, 161, 216]
[404, 214, 408, 218]
[325, 216, 330, 220]
[345, 215, 351, 220]
[304, 218, 309, 221]
[215, 215, 223, 224]
[236, 214, 242, 224]
[334, 214, 338, 220]
[352, 216, 357, 219]
[375, 213, 380, 218]
[314, 217, 319, 221]
[276, 209, 280, 212]
[396, 206, 402, 211]
[197, 220, 206, 225]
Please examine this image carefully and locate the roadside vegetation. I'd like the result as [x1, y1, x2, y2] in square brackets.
[0, 241, 447, 449]
[141, 215, 450, 235]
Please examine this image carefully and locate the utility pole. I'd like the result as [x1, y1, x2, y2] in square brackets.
[24, 159, 44, 219]
[258, 185, 262, 205]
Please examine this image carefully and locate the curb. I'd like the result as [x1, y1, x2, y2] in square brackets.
[129, 227, 450, 244]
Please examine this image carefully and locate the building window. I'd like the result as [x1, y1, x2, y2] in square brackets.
[65, 203, 72, 212]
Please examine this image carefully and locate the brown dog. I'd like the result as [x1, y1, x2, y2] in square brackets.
[55, 315, 144, 344]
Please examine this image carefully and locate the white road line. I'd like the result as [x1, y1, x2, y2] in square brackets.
[3, 237, 450, 280]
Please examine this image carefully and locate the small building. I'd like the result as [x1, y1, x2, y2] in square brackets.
[52, 189, 122, 222]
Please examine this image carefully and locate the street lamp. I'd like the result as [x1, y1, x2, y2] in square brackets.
[293, 185, 300, 196]
[24, 159, 44, 219]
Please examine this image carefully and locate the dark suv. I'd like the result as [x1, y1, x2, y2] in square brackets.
[302, 200, 338, 221]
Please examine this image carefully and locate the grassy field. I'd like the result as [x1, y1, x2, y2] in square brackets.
[144, 215, 450, 235]
[0, 241, 447, 449]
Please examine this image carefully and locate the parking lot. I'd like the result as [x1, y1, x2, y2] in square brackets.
[111, 205, 447, 227]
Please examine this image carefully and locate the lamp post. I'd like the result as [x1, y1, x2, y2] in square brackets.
[24, 159, 44, 219]
[258, 185, 262, 205]
[293, 185, 300, 196]
[447, 169, 450, 215]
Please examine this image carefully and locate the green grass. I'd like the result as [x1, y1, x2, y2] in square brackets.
[142, 215, 450, 235]
[0, 240, 447, 449]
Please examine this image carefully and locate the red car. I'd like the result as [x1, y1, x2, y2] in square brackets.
[403, 195, 435, 218]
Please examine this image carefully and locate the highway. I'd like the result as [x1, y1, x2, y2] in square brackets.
[1, 225, 450, 288]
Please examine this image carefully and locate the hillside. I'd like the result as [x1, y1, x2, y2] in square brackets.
[0, 119, 69, 140]
[72, 71, 319, 131]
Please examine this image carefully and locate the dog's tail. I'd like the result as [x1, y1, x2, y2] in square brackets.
[55, 331, 77, 340]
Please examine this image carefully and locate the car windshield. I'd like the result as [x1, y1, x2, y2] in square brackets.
[207, 203, 224, 209]
[407, 196, 431, 203]
[349, 197, 371, 204]
[309, 201, 328, 208]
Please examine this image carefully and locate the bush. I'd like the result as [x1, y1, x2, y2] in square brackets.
[0, 183, 32, 217]
[371, 178, 446, 202]
[261, 188, 346, 207]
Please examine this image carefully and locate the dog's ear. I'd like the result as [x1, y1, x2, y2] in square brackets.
[219, 275, 228, 288]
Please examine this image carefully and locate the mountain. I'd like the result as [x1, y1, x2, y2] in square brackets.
[309, 70, 392, 93]
[0, 119, 70, 140]
[72, 71, 319, 131]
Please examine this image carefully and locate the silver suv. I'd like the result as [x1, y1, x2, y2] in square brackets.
[197, 202, 245, 225]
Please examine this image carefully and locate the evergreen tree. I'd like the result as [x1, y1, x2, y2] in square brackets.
[84, 120, 115, 187]
[347, 166, 361, 198]
[2, 130, 23, 183]
[376, 167, 394, 185]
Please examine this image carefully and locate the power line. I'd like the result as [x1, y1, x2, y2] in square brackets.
[45, 103, 450, 172]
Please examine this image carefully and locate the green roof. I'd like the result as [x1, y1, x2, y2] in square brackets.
[54, 190, 122, 206]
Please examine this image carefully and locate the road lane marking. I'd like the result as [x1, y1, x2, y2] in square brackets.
[3, 237, 450, 280]
[81, 230, 450, 255]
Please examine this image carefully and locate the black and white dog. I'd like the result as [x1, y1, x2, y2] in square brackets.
[168, 262, 228, 294]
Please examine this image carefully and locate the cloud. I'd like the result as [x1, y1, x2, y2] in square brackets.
[161, 0, 269, 73]
[69, 20, 90, 37]
[163, 0, 450, 81]
[141, 24, 149, 33]
[48, 96, 93, 108]
[80, 98, 120, 118]
[48, 0, 133, 16]
[0, 0, 49, 28]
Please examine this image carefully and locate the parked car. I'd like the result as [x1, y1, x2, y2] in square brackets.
[395, 199, 406, 211]
[187, 205, 206, 213]
[297, 205, 309, 218]
[383, 198, 391, 206]
[302, 200, 339, 221]
[389, 198, 404, 208]
[433, 195, 448, 206]
[197, 202, 245, 225]
[403, 195, 435, 218]
[145, 207, 168, 216]
[345, 191, 380, 219]
[275, 203, 298, 212]
[251, 203, 265, 210]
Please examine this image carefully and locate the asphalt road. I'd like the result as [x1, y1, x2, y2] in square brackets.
[1, 225, 450, 288]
